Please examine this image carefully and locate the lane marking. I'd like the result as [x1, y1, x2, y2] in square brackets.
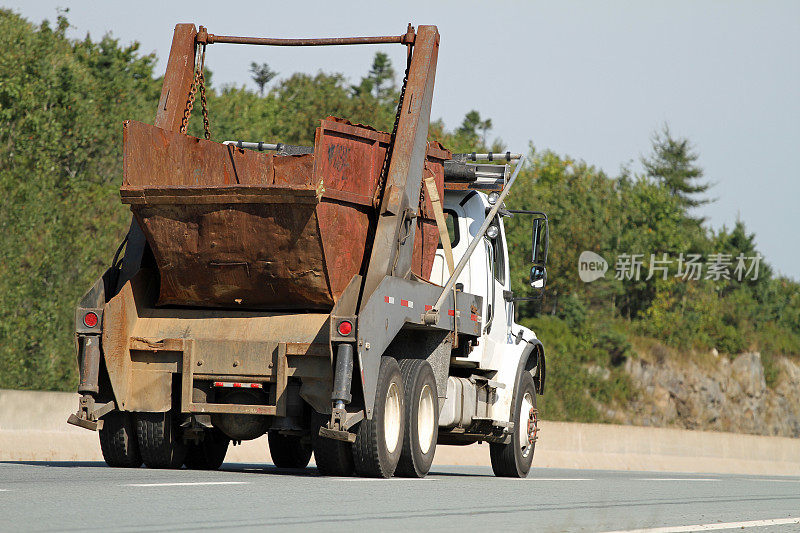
[125, 481, 249, 487]
[528, 478, 593, 481]
[638, 478, 717, 482]
[603, 516, 800, 533]
[333, 478, 438, 481]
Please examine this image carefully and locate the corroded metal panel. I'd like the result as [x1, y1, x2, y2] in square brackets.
[120, 118, 447, 310]
[102, 271, 333, 412]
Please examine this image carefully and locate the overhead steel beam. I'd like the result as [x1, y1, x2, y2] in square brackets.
[200, 31, 414, 47]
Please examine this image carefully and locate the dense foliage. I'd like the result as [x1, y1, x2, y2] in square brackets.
[1, 13, 798, 425]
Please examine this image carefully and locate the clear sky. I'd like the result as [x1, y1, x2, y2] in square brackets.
[5, 1, 799, 279]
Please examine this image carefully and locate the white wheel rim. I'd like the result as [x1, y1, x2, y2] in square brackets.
[417, 384, 435, 455]
[519, 392, 534, 457]
[384, 382, 401, 454]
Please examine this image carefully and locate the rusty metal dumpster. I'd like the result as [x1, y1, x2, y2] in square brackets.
[120, 117, 449, 310]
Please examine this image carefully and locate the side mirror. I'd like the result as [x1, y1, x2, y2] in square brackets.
[530, 265, 546, 289]
[531, 216, 549, 266]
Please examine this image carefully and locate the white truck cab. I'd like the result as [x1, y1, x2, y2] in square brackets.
[426, 157, 548, 477]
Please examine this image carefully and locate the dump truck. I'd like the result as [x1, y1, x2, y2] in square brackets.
[67, 23, 549, 478]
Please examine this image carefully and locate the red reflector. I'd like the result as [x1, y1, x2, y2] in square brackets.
[83, 312, 98, 328]
[337, 320, 353, 336]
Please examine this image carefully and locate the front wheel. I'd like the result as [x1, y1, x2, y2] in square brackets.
[352, 356, 405, 478]
[490, 371, 537, 478]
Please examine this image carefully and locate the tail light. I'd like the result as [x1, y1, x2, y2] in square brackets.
[337, 320, 353, 336]
[83, 312, 99, 328]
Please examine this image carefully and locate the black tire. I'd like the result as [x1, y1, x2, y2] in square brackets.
[136, 412, 187, 469]
[312, 412, 354, 476]
[395, 359, 438, 478]
[268, 432, 312, 469]
[490, 371, 537, 478]
[184, 428, 229, 470]
[352, 356, 405, 478]
[99, 411, 142, 468]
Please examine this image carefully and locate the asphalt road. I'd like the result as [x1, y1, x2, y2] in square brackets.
[1, 461, 799, 532]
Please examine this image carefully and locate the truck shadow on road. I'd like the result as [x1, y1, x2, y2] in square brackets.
[1, 461, 495, 478]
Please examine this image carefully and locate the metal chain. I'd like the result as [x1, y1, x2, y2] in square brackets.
[179, 44, 211, 140]
[198, 67, 211, 140]
[375, 44, 412, 204]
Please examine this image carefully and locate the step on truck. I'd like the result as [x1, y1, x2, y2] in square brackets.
[68, 23, 550, 478]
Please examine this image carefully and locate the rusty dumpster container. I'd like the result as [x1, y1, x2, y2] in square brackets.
[120, 117, 449, 310]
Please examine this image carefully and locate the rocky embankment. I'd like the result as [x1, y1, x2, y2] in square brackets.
[609, 351, 800, 438]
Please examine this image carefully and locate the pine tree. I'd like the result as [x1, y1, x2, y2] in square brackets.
[642, 125, 711, 209]
[366, 52, 395, 100]
[457, 110, 493, 148]
[249, 62, 277, 96]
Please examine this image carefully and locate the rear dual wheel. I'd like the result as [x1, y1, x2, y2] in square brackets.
[352, 356, 405, 478]
[135, 412, 187, 469]
[396, 359, 438, 478]
[185, 428, 230, 470]
[312, 412, 355, 476]
[315, 357, 438, 478]
[99, 411, 142, 468]
[269, 432, 312, 469]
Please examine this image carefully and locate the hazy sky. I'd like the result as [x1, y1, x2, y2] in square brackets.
[5, 1, 799, 279]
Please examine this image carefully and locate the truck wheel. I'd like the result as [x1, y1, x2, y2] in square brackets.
[268, 432, 312, 469]
[395, 359, 438, 478]
[184, 428, 229, 470]
[99, 411, 142, 468]
[136, 412, 187, 469]
[490, 371, 537, 478]
[312, 412, 354, 476]
[352, 356, 405, 478]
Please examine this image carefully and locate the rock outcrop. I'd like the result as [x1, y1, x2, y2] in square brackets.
[613, 352, 800, 438]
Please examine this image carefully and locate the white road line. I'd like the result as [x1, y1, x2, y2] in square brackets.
[528, 478, 594, 481]
[333, 478, 438, 481]
[125, 481, 249, 487]
[603, 517, 800, 533]
[0, 489, 9, 492]
[638, 478, 717, 482]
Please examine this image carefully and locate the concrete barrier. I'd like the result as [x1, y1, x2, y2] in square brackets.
[2, 389, 799, 475]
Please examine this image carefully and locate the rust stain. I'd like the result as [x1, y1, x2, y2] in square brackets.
[121, 118, 449, 310]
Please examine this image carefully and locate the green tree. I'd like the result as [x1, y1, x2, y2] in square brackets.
[642, 125, 711, 210]
[0, 10, 159, 389]
[249, 61, 277, 97]
[366, 52, 395, 100]
[457, 110, 492, 147]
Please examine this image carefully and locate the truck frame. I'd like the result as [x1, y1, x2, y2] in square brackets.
[68, 23, 549, 478]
